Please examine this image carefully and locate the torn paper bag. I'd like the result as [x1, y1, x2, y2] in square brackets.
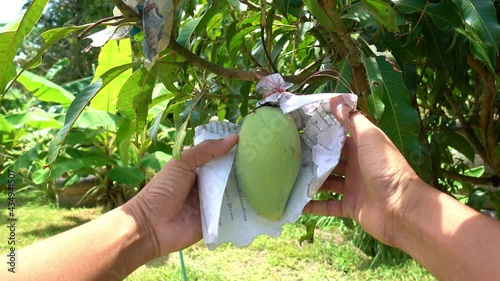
[195, 74, 357, 250]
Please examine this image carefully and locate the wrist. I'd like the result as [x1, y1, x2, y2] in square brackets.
[390, 175, 430, 250]
[120, 195, 159, 260]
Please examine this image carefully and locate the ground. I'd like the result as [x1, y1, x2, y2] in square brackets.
[0, 192, 434, 280]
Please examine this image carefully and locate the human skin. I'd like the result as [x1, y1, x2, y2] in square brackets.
[303, 97, 500, 281]
[6, 135, 238, 281]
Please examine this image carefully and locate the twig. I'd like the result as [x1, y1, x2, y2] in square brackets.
[77, 15, 124, 40]
[441, 170, 497, 186]
[467, 55, 499, 175]
[111, 0, 141, 22]
[167, 38, 313, 84]
[443, 88, 489, 166]
[398, 0, 429, 37]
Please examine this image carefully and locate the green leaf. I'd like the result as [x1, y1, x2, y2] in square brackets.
[47, 62, 137, 167]
[90, 39, 133, 113]
[229, 25, 259, 63]
[467, 188, 488, 211]
[116, 67, 156, 133]
[440, 131, 476, 162]
[0, 0, 49, 95]
[6, 111, 62, 129]
[421, 17, 455, 73]
[108, 167, 145, 186]
[274, 0, 290, 17]
[16, 70, 75, 108]
[45, 58, 70, 80]
[152, 61, 180, 93]
[193, 2, 222, 36]
[456, 27, 497, 71]
[173, 119, 188, 159]
[362, 54, 423, 172]
[139, 151, 172, 171]
[177, 18, 202, 47]
[361, 0, 399, 32]
[453, 0, 500, 49]
[397, 0, 462, 30]
[32, 169, 50, 185]
[74, 111, 122, 131]
[24, 25, 89, 70]
[303, 0, 335, 31]
[116, 119, 135, 167]
[0, 114, 14, 132]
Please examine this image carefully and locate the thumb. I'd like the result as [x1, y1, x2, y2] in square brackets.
[180, 134, 239, 171]
[330, 96, 374, 143]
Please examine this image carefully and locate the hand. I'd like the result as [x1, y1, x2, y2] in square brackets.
[124, 135, 238, 258]
[303, 97, 423, 246]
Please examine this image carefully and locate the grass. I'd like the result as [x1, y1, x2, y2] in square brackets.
[0, 192, 435, 280]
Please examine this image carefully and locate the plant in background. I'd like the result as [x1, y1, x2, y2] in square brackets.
[1, 0, 498, 264]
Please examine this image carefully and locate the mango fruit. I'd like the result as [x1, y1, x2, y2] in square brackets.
[235, 106, 301, 221]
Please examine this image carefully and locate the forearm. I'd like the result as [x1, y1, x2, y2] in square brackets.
[9, 203, 154, 281]
[396, 181, 500, 281]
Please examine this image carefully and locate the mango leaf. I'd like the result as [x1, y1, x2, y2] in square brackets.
[152, 60, 180, 93]
[467, 188, 487, 211]
[116, 119, 135, 167]
[177, 18, 202, 47]
[456, 27, 497, 71]
[397, 0, 462, 30]
[116, 67, 156, 133]
[90, 39, 133, 113]
[139, 151, 172, 171]
[173, 119, 188, 159]
[274, 0, 290, 18]
[440, 131, 476, 162]
[107, 167, 145, 186]
[333, 58, 353, 93]
[23, 25, 89, 70]
[47, 62, 138, 167]
[362, 54, 423, 172]
[453, 0, 500, 49]
[16, 70, 74, 108]
[0, 0, 49, 95]
[361, 0, 399, 32]
[303, 0, 335, 31]
[421, 17, 455, 73]
[193, 1, 222, 36]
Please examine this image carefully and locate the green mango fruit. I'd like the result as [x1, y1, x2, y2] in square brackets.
[235, 106, 301, 221]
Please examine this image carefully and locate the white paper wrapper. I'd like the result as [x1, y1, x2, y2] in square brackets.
[194, 74, 357, 250]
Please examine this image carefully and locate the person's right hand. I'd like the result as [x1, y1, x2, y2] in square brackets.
[303, 96, 424, 247]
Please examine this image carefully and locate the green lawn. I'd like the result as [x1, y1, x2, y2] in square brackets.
[0, 192, 435, 280]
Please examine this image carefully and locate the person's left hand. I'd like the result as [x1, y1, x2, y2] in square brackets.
[124, 135, 238, 258]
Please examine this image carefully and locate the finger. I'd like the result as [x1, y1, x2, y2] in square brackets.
[318, 176, 345, 194]
[332, 158, 346, 176]
[303, 200, 346, 217]
[181, 134, 239, 171]
[340, 136, 352, 158]
[330, 96, 374, 144]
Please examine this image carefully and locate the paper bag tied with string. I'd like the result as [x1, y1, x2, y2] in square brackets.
[195, 73, 357, 250]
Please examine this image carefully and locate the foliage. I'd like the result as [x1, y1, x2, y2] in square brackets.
[1, 0, 499, 263]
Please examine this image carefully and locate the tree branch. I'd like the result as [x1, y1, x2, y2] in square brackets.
[167, 38, 313, 84]
[441, 170, 497, 186]
[443, 88, 489, 165]
[111, 0, 141, 22]
[467, 55, 500, 176]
